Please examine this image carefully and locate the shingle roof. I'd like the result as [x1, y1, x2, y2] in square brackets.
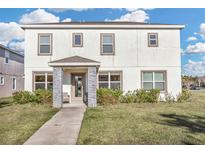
[49, 55, 100, 63]
[0, 44, 24, 57]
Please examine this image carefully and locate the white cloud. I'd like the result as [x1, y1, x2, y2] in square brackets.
[109, 10, 149, 22]
[125, 8, 139, 12]
[49, 8, 153, 13]
[199, 23, 205, 39]
[70, 8, 90, 11]
[19, 9, 60, 24]
[194, 32, 198, 35]
[62, 18, 72, 22]
[48, 8, 70, 12]
[125, 8, 154, 12]
[183, 58, 205, 77]
[186, 42, 205, 54]
[202, 56, 205, 61]
[8, 41, 25, 52]
[187, 36, 197, 42]
[181, 48, 185, 55]
[0, 22, 24, 46]
[48, 8, 90, 13]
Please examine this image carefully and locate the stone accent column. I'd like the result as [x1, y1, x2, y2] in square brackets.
[87, 67, 97, 107]
[53, 67, 63, 108]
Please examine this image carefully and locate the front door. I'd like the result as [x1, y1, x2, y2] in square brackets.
[71, 74, 85, 102]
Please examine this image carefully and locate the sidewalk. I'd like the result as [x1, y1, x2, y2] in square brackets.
[24, 104, 86, 145]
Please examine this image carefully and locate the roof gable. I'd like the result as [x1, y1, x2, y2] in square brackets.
[48, 56, 100, 67]
[49, 56, 99, 63]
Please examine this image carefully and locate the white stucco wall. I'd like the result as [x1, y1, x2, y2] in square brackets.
[24, 26, 182, 97]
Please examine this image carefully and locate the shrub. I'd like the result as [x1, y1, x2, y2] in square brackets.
[13, 89, 53, 105]
[147, 89, 160, 103]
[164, 93, 175, 103]
[119, 89, 160, 103]
[119, 90, 137, 103]
[177, 89, 191, 102]
[12, 91, 35, 104]
[111, 88, 123, 100]
[34, 89, 53, 104]
[135, 89, 147, 103]
[97, 88, 123, 105]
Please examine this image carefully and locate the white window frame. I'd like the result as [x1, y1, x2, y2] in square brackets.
[142, 71, 166, 91]
[101, 33, 115, 55]
[73, 33, 83, 47]
[110, 72, 122, 89]
[33, 72, 53, 90]
[98, 71, 122, 89]
[98, 72, 109, 88]
[46, 74, 53, 90]
[38, 33, 52, 55]
[148, 33, 158, 47]
[12, 77, 16, 90]
[0, 75, 4, 85]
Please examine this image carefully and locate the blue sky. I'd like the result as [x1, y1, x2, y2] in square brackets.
[0, 8, 205, 76]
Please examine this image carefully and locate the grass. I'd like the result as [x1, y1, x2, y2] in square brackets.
[77, 91, 205, 145]
[0, 97, 13, 108]
[0, 98, 58, 145]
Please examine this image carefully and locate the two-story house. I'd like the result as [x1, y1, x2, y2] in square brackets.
[21, 22, 184, 107]
[0, 44, 24, 98]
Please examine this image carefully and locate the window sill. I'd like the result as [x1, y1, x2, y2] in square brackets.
[148, 45, 158, 47]
[38, 53, 52, 56]
[100, 53, 115, 56]
[73, 45, 83, 47]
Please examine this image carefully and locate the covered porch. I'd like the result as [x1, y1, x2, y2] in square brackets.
[48, 56, 100, 108]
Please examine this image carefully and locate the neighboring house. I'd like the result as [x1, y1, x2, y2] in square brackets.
[0, 44, 24, 98]
[21, 22, 184, 107]
[182, 75, 205, 88]
[198, 77, 205, 87]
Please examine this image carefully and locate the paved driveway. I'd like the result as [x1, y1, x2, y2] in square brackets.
[24, 104, 86, 145]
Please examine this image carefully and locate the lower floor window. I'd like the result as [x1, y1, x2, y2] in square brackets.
[98, 71, 122, 90]
[142, 71, 166, 91]
[0, 75, 4, 85]
[33, 72, 53, 90]
[12, 77, 16, 90]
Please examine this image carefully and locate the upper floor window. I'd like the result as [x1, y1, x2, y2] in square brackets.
[148, 33, 158, 47]
[0, 75, 4, 85]
[4, 51, 9, 64]
[73, 33, 83, 47]
[101, 33, 115, 55]
[38, 34, 52, 55]
[142, 71, 166, 91]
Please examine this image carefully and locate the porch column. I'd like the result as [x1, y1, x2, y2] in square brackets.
[87, 67, 97, 107]
[53, 67, 63, 108]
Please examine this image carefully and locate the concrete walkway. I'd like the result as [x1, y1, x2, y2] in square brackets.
[24, 103, 86, 145]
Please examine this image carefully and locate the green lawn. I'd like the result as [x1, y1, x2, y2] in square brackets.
[0, 98, 58, 145]
[77, 91, 205, 145]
